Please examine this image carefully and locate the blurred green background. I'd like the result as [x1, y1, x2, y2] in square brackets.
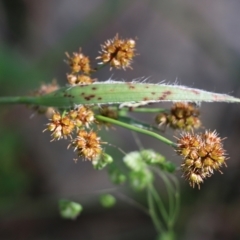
[1, 0, 240, 239]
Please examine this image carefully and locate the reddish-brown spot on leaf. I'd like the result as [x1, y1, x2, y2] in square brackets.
[84, 94, 96, 101]
[158, 90, 172, 100]
[92, 87, 97, 90]
[191, 89, 200, 95]
[126, 82, 135, 89]
[64, 94, 72, 98]
[97, 97, 102, 100]
[213, 94, 224, 101]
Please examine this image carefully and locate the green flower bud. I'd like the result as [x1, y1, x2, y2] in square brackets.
[129, 170, 153, 191]
[140, 149, 165, 165]
[160, 161, 176, 173]
[123, 151, 145, 172]
[108, 167, 126, 184]
[99, 194, 116, 208]
[59, 199, 82, 220]
[92, 153, 113, 170]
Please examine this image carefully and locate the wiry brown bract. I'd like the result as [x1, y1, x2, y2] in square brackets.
[96, 34, 136, 70]
[176, 130, 227, 188]
[156, 102, 201, 131]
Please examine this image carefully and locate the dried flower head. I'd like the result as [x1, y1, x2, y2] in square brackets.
[99, 106, 118, 119]
[156, 102, 201, 131]
[70, 130, 102, 161]
[69, 106, 95, 128]
[65, 49, 91, 74]
[176, 130, 227, 188]
[66, 74, 95, 85]
[30, 80, 59, 116]
[97, 106, 119, 128]
[96, 34, 136, 70]
[32, 80, 59, 96]
[45, 111, 75, 140]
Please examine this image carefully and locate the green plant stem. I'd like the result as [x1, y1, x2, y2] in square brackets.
[155, 171, 176, 229]
[92, 61, 109, 72]
[168, 175, 180, 225]
[95, 115, 176, 147]
[117, 115, 160, 132]
[161, 177, 174, 226]
[158, 170, 180, 228]
[102, 106, 166, 113]
[116, 192, 149, 215]
[0, 96, 37, 105]
[126, 107, 166, 113]
[147, 185, 164, 233]
[148, 183, 169, 225]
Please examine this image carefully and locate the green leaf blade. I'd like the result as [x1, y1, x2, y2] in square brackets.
[1, 81, 240, 107]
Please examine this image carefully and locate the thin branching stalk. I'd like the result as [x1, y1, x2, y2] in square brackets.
[95, 115, 175, 147]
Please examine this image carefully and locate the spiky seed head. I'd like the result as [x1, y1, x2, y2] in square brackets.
[71, 106, 95, 128]
[96, 34, 137, 70]
[65, 49, 91, 74]
[156, 102, 201, 131]
[45, 111, 75, 140]
[176, 130, 227, 189]
[67, 74, 95, 85]
[70, 130, 102, 161]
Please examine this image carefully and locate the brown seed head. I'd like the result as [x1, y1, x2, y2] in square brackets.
[65, 49, 91, 74]
[99, 106, 118, 119]
[32, 80, 59, 96]
[66, 74, 95, 85]
[30, 80, 59, 116]
[176, 130, 227, 189]
[156, 102, 201, 131]
[96, 34, 136, 70]
[71, 130, 102, 161]
[68, 106, 95, 128]
[45, 111, 75, 140]
[97, 106, 119, 128]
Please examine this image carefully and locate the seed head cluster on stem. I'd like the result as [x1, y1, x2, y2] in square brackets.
[31, 34, 229, 189]
[42, 35, 138, 161]
[176, 130, 227, 188]
[65, 49, 95, 86]
[65, 49, 91, 74]
[70, 130, 102, 161]
[155, 102, 201, 131]
[96, 34, 136, 70]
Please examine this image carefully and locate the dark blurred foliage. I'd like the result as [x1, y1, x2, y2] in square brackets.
[1, 0, 240, 239]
